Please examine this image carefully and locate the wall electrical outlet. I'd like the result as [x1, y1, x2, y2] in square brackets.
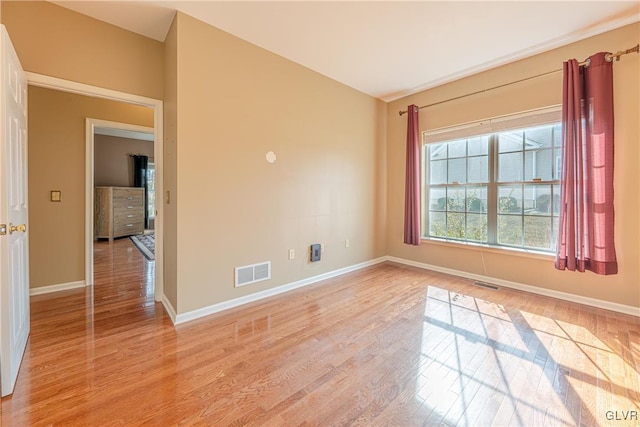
[310, 244, 321, 262]
[288, 249, 295, 260]
[345, 239, 350, 248]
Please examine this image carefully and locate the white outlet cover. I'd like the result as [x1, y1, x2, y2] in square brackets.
[266, 151, 277, 163]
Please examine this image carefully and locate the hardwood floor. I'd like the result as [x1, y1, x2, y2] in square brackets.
[2, 238, 639, 426]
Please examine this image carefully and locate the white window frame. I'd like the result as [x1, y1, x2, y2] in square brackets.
[422, 106, 562, 253]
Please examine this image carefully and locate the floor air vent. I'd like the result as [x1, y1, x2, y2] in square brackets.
[235, 261, 271, 287]
[472, 281, 500, 290]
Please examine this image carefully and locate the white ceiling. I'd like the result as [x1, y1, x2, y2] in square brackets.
[51, 1, 640, 101]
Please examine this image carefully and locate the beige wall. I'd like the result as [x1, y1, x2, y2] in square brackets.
[94, 135, 154, 187]
[9, 0, 638, 314]
[386, 23, 640, 308]
[28, 86, 154, 288]
[2, 0, 163, 289]
[172, 13, 384, 314]
[1, 1, 164, 100]
[163, 18, 178, 309]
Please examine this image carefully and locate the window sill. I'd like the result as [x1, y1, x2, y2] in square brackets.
[420, 237, 555, 261]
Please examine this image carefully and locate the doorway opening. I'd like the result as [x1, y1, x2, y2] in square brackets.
[27, 72, 164, 302]
[89, 120, 156, 273]
[91, 121, 156, 283]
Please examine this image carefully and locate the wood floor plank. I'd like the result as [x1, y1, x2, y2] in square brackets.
[1, 239, 639, 426]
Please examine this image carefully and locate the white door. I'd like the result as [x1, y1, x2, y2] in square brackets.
[0, 25, 29, 397]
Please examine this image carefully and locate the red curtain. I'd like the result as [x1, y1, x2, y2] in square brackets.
[555, 52, 617, 275]
[404, 105, 421, 245]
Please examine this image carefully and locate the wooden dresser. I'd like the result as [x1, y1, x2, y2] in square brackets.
[95, 186, 145, 241]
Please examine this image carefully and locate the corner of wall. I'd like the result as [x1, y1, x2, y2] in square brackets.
[383, 23, 640, 309]
[376, 99, 388, 257]
[162, 14, 178, 310]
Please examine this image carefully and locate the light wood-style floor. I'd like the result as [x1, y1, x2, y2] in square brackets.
[1, 238, 639, 426]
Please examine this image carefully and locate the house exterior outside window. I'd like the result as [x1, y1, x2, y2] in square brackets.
[423, 107, 562, 253]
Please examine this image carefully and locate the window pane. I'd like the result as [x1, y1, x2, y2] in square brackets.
[524, 185, 552, 215]
[446, 213, 465, 239]
[429, 188, 446, 211]
[552, 217, 559, 249]
[447, 188, 465, 212]
[466, 214, 487, 242]
[498, 152, 523, 182]
[430, 143, 446, 160]
[552, 124, 562, 147]
[466, 186, 487, 212]
[429, 212, 446, 237]
[430, 159, 447, 184]
[499, 131, 523, 153]
[553, 148, 562, 180]
[498, 215, 522, 246]
[498, 186, 522, 214]
[524, 216, 552, 249]
[468, 155, 488, 183]
[552, 184, 560, 216]
[523, 185, 535, 212]
[525, 126, 553, 150]
[448, 140, 466, 158]
[147, 164, 155, 219]
[448, 158, 466, 184]
[525, 148, 552, 181]
[468, 136, 489, 156]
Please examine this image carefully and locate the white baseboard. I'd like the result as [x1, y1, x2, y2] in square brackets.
[30, 280, 86, 296]
[173, 257, 387, 325]
[386, 256, 640, 317]
[164, 254, 639, 325]
[162, 295, 177, 324]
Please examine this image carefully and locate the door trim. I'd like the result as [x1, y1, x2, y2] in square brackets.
[25, 72, 164, 303]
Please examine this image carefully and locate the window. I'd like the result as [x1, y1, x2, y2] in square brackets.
[147, 162, 155, 219]
[423, 108, 562, 252]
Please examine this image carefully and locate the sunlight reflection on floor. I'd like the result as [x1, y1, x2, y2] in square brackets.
[414, 286, 638, 426]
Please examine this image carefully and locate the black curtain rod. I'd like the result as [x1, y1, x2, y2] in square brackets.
[398, 43, 639, 116]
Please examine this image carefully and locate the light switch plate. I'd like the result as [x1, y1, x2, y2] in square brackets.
[51, 190, 61, 202]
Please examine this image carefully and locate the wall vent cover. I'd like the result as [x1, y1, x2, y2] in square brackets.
[235, 261, 271, 287]
[472, 280, 499, 290]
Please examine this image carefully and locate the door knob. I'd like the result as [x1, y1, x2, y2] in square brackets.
[9, 223, 26, 234]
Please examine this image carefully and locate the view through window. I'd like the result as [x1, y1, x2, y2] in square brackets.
[424, 121, 562, 252]
[147, 162, 155, 219]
